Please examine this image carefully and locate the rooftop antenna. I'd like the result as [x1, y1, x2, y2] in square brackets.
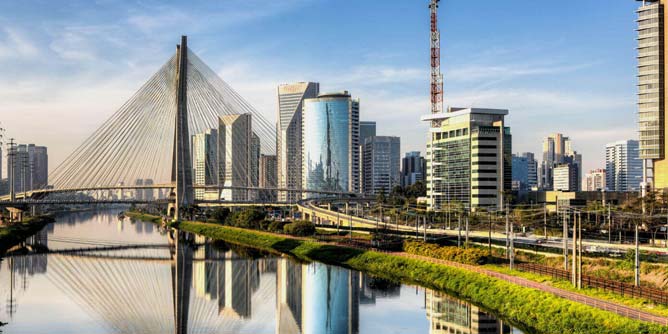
[429, 0, 443, 118]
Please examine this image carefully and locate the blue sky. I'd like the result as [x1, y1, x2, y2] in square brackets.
[0, 0, 639, 175]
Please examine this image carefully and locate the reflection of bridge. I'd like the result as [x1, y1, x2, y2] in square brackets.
[1, 36, 357, 220]
[2, 230, 377, 334]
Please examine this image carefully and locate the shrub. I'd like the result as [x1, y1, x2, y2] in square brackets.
[226, 208, 266, 228]
[259, 219, 272, 231]
[268, 221, 288, 233]
[209, 208, 230, 224]
[284, 221, 316, 236]
[404, 240, 488, 265]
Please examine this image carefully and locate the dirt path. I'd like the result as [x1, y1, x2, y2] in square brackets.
[395, 252, 668, 326]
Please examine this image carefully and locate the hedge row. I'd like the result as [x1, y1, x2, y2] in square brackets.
[403, 240, 488, 265]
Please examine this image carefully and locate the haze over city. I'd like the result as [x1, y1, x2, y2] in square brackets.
[0, 0, 638, 175]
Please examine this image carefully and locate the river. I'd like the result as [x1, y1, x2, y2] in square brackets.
[0, 210, 526, 334]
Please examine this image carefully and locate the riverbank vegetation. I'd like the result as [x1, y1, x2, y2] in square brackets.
[403, 240, 489, 265]
[175, 220, 668, 334]
[0, 216, 54, 254]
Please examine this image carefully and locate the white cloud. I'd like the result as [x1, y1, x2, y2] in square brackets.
[0, 28, 38, 59]
[447, 62, 593, 83]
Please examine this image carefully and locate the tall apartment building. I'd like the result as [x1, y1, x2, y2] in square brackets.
[401, 151, 426, 187]
[359, 121, 376, 144]
[511, 152, 538, 191]
[423, 108, 511, 211]
[7, 144, 47, 193]
[192, 129, 219, 200]
[554, 164, 579, 192]
[540, 133, 581, 191]
[219, 114, 255, 201]
[277, 82, 319, 202]
[259, 154, 277, 202]
[585, 169, 607, 191]
[32, 145, 48, 189]
[362, 136, 400, 195]
[606, 140, 642, 192]
[302, 91, 360, 198]
[637, 1, 667, 192]
[359, 121, 376, 191]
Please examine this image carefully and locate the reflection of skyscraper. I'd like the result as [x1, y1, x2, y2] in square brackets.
[426, 290, 511, 334]
[276, 258, 304, 334]
[216, 251, 260, 318]
[302, 91, 360, 198]
[302, 262, 359, 334]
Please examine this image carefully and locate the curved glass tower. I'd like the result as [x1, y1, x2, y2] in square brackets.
[302, 92, 360, 197]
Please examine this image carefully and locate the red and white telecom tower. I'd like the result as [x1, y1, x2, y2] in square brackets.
[429, 0, 443, 115]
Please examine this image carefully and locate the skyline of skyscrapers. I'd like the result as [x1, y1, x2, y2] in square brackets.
[539, 133, 582, 191]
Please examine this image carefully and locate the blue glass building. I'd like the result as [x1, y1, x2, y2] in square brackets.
[302, 92, 360, 197]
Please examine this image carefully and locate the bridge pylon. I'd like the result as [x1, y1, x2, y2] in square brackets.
[169, 36, 195, 220]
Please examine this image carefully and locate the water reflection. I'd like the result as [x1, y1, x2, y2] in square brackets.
[0, 211, 525, 334]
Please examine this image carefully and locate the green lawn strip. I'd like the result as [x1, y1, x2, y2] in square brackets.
[177, 220, 668, 334]
[125, 211, 162, 224]
[0, 216, 54, 254]
[485, 264, 668, 318]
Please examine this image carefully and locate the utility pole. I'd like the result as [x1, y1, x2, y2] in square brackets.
[424, 215, 427, 241]
[488, 212, 492, 254]
[563, 209, 568, 271]
[8, 138, 15, 202]
[572, 211, 577, 287]
[505, 207, 510, 260]
[509, 216, 515, 270]
[457, 214, 462, 247]
[608, 205, 612, 244]
[465, 216, 469, 247]
[544, 203, 547, 240]
[578, 212, 583, 289]
[635, 222, 640, 287]
[349, 213, 353, 240]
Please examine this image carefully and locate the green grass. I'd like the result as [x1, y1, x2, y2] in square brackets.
[176, 220, 668, 334]
[485, 264, 668, 318]
[0, 216, 54, 254]
[125, 211, 162, 223]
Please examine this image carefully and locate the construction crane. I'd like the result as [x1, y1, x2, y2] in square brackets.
[429, 0, 443, 116]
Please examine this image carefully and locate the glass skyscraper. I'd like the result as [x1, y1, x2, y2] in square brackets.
[362, 136, 400, 195]
[277, 82, 320, 202]
[302, 92, 360, 197]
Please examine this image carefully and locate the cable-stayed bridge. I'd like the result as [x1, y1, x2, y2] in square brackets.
[1, 36, 356, 219]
